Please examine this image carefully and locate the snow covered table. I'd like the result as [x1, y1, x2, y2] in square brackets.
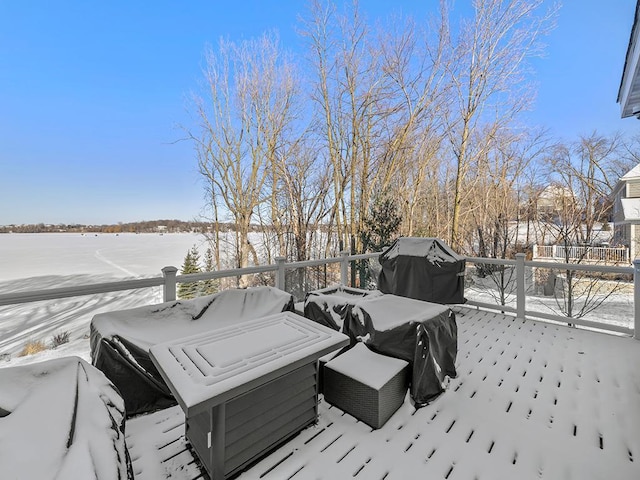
[149, 311, 349, 480]
[344, 294, 458, 406]
[90, 286, 295, 416]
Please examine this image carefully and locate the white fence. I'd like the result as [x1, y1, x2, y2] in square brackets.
[0, 252, 638, 339]
[534, 244, 630, 264]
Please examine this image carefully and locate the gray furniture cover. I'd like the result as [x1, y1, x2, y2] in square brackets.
[343, 294, 457, 407]
[90, 286, 295, 417]
[303, 285, 381, 331]
[0, 356, 133, 480]
[378, 237, 465, 304]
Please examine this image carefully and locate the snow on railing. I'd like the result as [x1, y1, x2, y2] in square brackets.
[0, 251, 637, 339]
[534, 244, 630, 264]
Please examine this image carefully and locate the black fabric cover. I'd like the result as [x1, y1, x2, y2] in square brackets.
[378, 237, 466, 304]
[303, 286, 380, 331]
[342, 294, 457, 407]
[91, 334, 177, 416]
[90, 286, 295, 417]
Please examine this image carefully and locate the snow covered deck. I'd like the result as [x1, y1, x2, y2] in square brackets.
[127, 306, 640, 480]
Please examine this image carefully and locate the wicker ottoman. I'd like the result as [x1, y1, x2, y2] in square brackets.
[323, 343, 408, 429]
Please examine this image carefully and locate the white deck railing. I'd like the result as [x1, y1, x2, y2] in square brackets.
[0, 252, 638, 339]
[534, 244, 630, 263]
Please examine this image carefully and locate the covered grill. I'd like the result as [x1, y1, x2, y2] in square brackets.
[378, 237, 465, 304]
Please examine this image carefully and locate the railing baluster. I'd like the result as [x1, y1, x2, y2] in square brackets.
[516, 253, 526, 321]
[340, 250, 350, 286]
[162, 266, 178, 303]
[275, 256, 286, 290]
[634, 260, 640, 340]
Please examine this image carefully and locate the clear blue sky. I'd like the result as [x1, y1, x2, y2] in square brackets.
[0, 1, 637, 225]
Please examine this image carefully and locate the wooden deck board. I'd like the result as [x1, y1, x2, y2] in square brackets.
[127, 307, 640, 480]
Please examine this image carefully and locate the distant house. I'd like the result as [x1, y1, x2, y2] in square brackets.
[612, 163, 640, 258]
[536, 184, 575, 219]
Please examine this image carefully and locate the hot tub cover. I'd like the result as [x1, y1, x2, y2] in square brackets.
[378, 237, 465, 304]
[90, 286, 295, 416]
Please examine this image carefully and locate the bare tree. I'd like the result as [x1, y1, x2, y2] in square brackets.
[469, 128, 549, 305]
[544, 133, 626, 318]
[302, 0, 452, 254]
[443, 0, 557, 251]
[190, 33, 299, 284]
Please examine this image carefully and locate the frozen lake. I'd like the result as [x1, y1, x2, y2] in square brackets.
[0, 232, 208, 283]
[0, 233, 210, 357]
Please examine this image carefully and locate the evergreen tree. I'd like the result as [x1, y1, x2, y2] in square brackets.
[360, 194, 402, 253]
[358, 193, 402, 288]
[178, 245, 201, 299]
[202, 247, 219, 295]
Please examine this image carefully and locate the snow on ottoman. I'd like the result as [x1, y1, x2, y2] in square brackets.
[323, 342, 408, 429]
[0, 356, 132, 480]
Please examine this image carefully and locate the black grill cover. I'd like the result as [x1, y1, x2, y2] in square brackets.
[378, 237, 465, 304]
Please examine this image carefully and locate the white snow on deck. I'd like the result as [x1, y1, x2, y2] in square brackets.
[127, 306, 640, 480]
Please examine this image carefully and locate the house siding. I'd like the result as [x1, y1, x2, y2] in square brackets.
[628, 180, 640, 198]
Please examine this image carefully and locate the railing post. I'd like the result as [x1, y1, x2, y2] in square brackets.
[275, 256, 286, 291]
[162, 266, 178, 303]
[634, 260, 640, 340]
[340, 250, 350, 286]
[516, 253, 526, 321]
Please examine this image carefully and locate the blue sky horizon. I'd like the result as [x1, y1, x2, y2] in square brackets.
[1, 1, 638, 226]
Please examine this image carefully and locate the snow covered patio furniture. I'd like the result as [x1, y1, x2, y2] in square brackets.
[378, 237, 466, 304]
[90, 286, 295, 416]
[323, 342, 408, 429]
[303, 285, 382, 331]
[148, 311, 349, 480]
[344, 294, 457, 406]
[0, 356, 132, 480]
[124, 306, 640, 479]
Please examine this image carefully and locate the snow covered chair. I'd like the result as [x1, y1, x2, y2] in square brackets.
[0, 356, 132, 480]
[90, 286, 295, 417]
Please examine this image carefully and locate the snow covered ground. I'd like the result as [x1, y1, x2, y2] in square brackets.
[0, 233, 205, 361]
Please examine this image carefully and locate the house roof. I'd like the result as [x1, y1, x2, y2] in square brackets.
[619, 0, 640, 118]
[622, 162, 640, 180]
